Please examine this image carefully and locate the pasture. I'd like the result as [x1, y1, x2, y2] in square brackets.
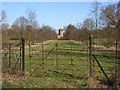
[2, 39, 118, 88]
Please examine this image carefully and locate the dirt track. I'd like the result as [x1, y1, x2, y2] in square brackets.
[25, 40, 53, 48]
[70, 40, 116, 51]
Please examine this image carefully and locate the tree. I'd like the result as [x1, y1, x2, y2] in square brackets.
[64, 24, 77, 40]
[101, 4, 117, 27]
[116, 1, 120, 41]
[41, 25, 56, 41]
[90, 0, 101, 30]
[82, 18, 95, 30]
[100, 2, 120, 44]
[25, 25, 33, 42]
[117, 1, 120, 26]
[1, 10, 9, 45]
[90, 1, 101, 45]
[76, 23, 82, 29]
[26, 8, 39, 29]
[0, 10, 9, 30]
[0, 10, 7, 23]
[12, 16, 29, 38]
[1, 23, 9, 30]
[116, 1, 120, 85]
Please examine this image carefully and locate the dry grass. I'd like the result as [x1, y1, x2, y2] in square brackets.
[87, 77, 108, 88]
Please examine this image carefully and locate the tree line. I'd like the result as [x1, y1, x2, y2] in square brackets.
[1, 1, 120, 45]
[1, 9, 57, 45]
[64, 1, 120, 46]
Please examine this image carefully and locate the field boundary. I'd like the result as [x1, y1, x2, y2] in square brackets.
[2, 37, 120, 87]
[70, 40, 116, 50]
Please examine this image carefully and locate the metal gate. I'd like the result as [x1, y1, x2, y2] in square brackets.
[27, 40, 89, 78]
[27, 39, 120, 86]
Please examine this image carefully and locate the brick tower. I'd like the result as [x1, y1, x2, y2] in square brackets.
[57, 29, 64, 38]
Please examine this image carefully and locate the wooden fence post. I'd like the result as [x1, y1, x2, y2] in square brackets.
[89, 35, 93, 77]
[9, 44, 11, 72]
[29, 41, 31, 74]
[42, 43, 44, 73]
[70, 43, 73, 75]
[116, 35, 120, 84]
[115, 40, 118, 77]
[56, 43, 58, 71]
[118, 41, 120, 84]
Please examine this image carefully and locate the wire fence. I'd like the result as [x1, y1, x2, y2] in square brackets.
[90, 37, 120, 86]
[2, 37, 120, 86]
[27, 41, 89, 78]
[2, 38, 25, 75]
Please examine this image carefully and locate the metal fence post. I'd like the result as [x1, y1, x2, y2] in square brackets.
[21, 37, 25, 72]
[89, 35, 93, 77]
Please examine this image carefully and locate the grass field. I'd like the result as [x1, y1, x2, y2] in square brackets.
[2, 40, 117, 88]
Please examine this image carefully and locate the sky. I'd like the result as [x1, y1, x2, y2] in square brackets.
[2, 2, 117, 30]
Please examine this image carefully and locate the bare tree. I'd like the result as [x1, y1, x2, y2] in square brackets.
[12, 16, 29, 38]
[116, 1, 120, 41]
[100, 2, 120, 45]
[101, 4, 117, 27]
[26, 8, 39, 29]
[1, 10, 9, 45]
[0, 10, 7, 23]
[0, 10, 8, 30]
[1, 23, 9, 30]
[90, 1, 101, 45]
[90, 0, 100, 30]
[82, 18, 95, 30]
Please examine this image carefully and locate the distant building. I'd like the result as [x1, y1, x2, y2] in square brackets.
[57, 29, 64, 38]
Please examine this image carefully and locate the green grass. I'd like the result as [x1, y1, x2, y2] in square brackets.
[2, 39, 117, 88]
[93, 39, 116, 47]
[24, 40, 89, 88]
[2, 81, 17, 88]
[25, 40, 89, 76]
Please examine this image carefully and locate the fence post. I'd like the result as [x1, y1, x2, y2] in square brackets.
[20, 43, 21, 69]
[56, 43, 58, 72]
[42, 43, 44, 73]
[116, 40, 120, 84]
[21, 37, 25, 72]
[9, 44, 11, 72]
[115, 40, 118, 77]
[118, 41, 120, 84]
[29, 41, 31, 74]
[70, 43, 73, 75]
[115, 24, 120, 84]
[89, 35, 93, 77]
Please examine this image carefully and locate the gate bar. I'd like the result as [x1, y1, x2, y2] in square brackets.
[92, 54, 109, 82]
